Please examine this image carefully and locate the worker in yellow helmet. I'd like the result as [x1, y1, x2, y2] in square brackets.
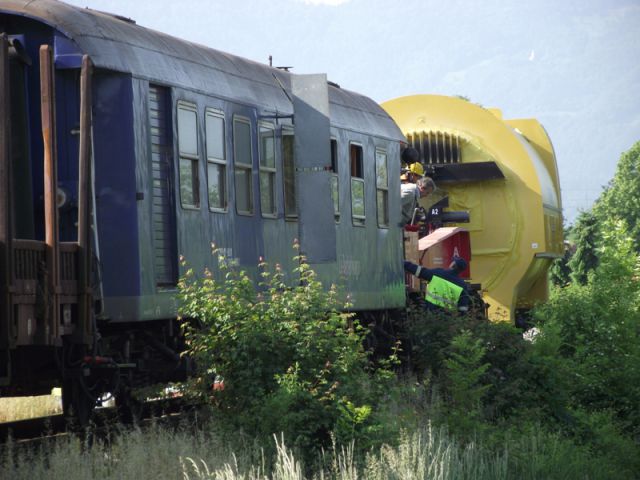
[400, 147, 423, 183]
[400, 147, 436, 224]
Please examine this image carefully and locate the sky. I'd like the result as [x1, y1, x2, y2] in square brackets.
[62, 0, 640, 223]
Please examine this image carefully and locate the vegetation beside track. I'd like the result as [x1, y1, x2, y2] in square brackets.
[175, 140, 640, 478]
[2, 142, 639, 479]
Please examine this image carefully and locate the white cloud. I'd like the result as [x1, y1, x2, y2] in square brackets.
[297, 0, 351, 5]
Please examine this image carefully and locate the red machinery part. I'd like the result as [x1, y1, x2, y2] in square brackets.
[418, 227, 471, 279]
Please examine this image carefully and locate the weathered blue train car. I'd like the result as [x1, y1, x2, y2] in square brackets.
[0, 0, 405, 417]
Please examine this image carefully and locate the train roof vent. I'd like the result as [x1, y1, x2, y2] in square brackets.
[407, 130, 463, 165]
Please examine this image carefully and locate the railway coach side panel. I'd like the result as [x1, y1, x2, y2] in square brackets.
[93, 71, 141, 321]
[330, 127, 405, 311]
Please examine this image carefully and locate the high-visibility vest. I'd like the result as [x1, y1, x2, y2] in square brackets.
[425, 275, 464, 311]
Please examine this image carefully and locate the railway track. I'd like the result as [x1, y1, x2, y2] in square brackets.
[0, 397, 192, 444]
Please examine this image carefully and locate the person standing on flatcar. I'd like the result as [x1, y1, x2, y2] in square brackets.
[401, 176, 434, 224]
[404, 256, 471, 313]
[400, 147, 435, 224]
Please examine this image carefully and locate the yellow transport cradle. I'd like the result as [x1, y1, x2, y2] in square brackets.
[383, 95, 564, 322]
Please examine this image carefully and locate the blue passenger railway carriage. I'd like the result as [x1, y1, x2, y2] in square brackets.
[0, 0, 406, 418]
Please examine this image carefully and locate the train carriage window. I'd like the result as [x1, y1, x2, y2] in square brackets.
[350, 143, 365, 225]
[206, 109, 227, 211]
[177, 103, 200, 208]
[282, 127, 297, 218]
[376, 148, 389, 228]
[233, 116, 253, 215]
[330, 138, 339, 220]
[259, 123, 277, 217]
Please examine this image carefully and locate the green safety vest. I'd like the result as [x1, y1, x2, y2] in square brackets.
[425, 275, 464, 311]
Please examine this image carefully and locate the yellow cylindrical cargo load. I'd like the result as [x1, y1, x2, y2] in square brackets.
[382, 95, 563, 322]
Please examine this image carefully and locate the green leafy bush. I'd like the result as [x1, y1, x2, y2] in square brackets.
[404, 305, 566, 425]
[526, 220, 640, 477]
[442, 330, 490, 437]
[403, 278, 640, 476]
[402, 304, 485, 378]
[534, 221, 640, 436]
[178, 246, 395, 457]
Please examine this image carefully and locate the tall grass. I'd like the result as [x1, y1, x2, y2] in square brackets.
[1, 419, 616, 480]
[360, 426, 509, 480]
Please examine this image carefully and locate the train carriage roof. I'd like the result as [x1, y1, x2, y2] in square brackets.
[1, 0, 404, 141]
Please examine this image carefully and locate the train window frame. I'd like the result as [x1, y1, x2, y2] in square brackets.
[259, 121, 277, 218]
[330, 138, 340, 222]
[282, 126, 297, 219]
[233, 115, 254, 216]
[349, 142, 365, 226]
[177, 101, 200, 210]
[205, 108, 227, 213]
[375, 147, 389, 228]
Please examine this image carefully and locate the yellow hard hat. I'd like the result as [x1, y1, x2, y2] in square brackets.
[409, 162, 424, 177]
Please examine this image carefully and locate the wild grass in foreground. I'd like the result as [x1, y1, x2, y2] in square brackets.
[0, 420, 621, 480]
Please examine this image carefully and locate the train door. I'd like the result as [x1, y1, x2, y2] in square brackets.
[148, 84, 177, 287]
